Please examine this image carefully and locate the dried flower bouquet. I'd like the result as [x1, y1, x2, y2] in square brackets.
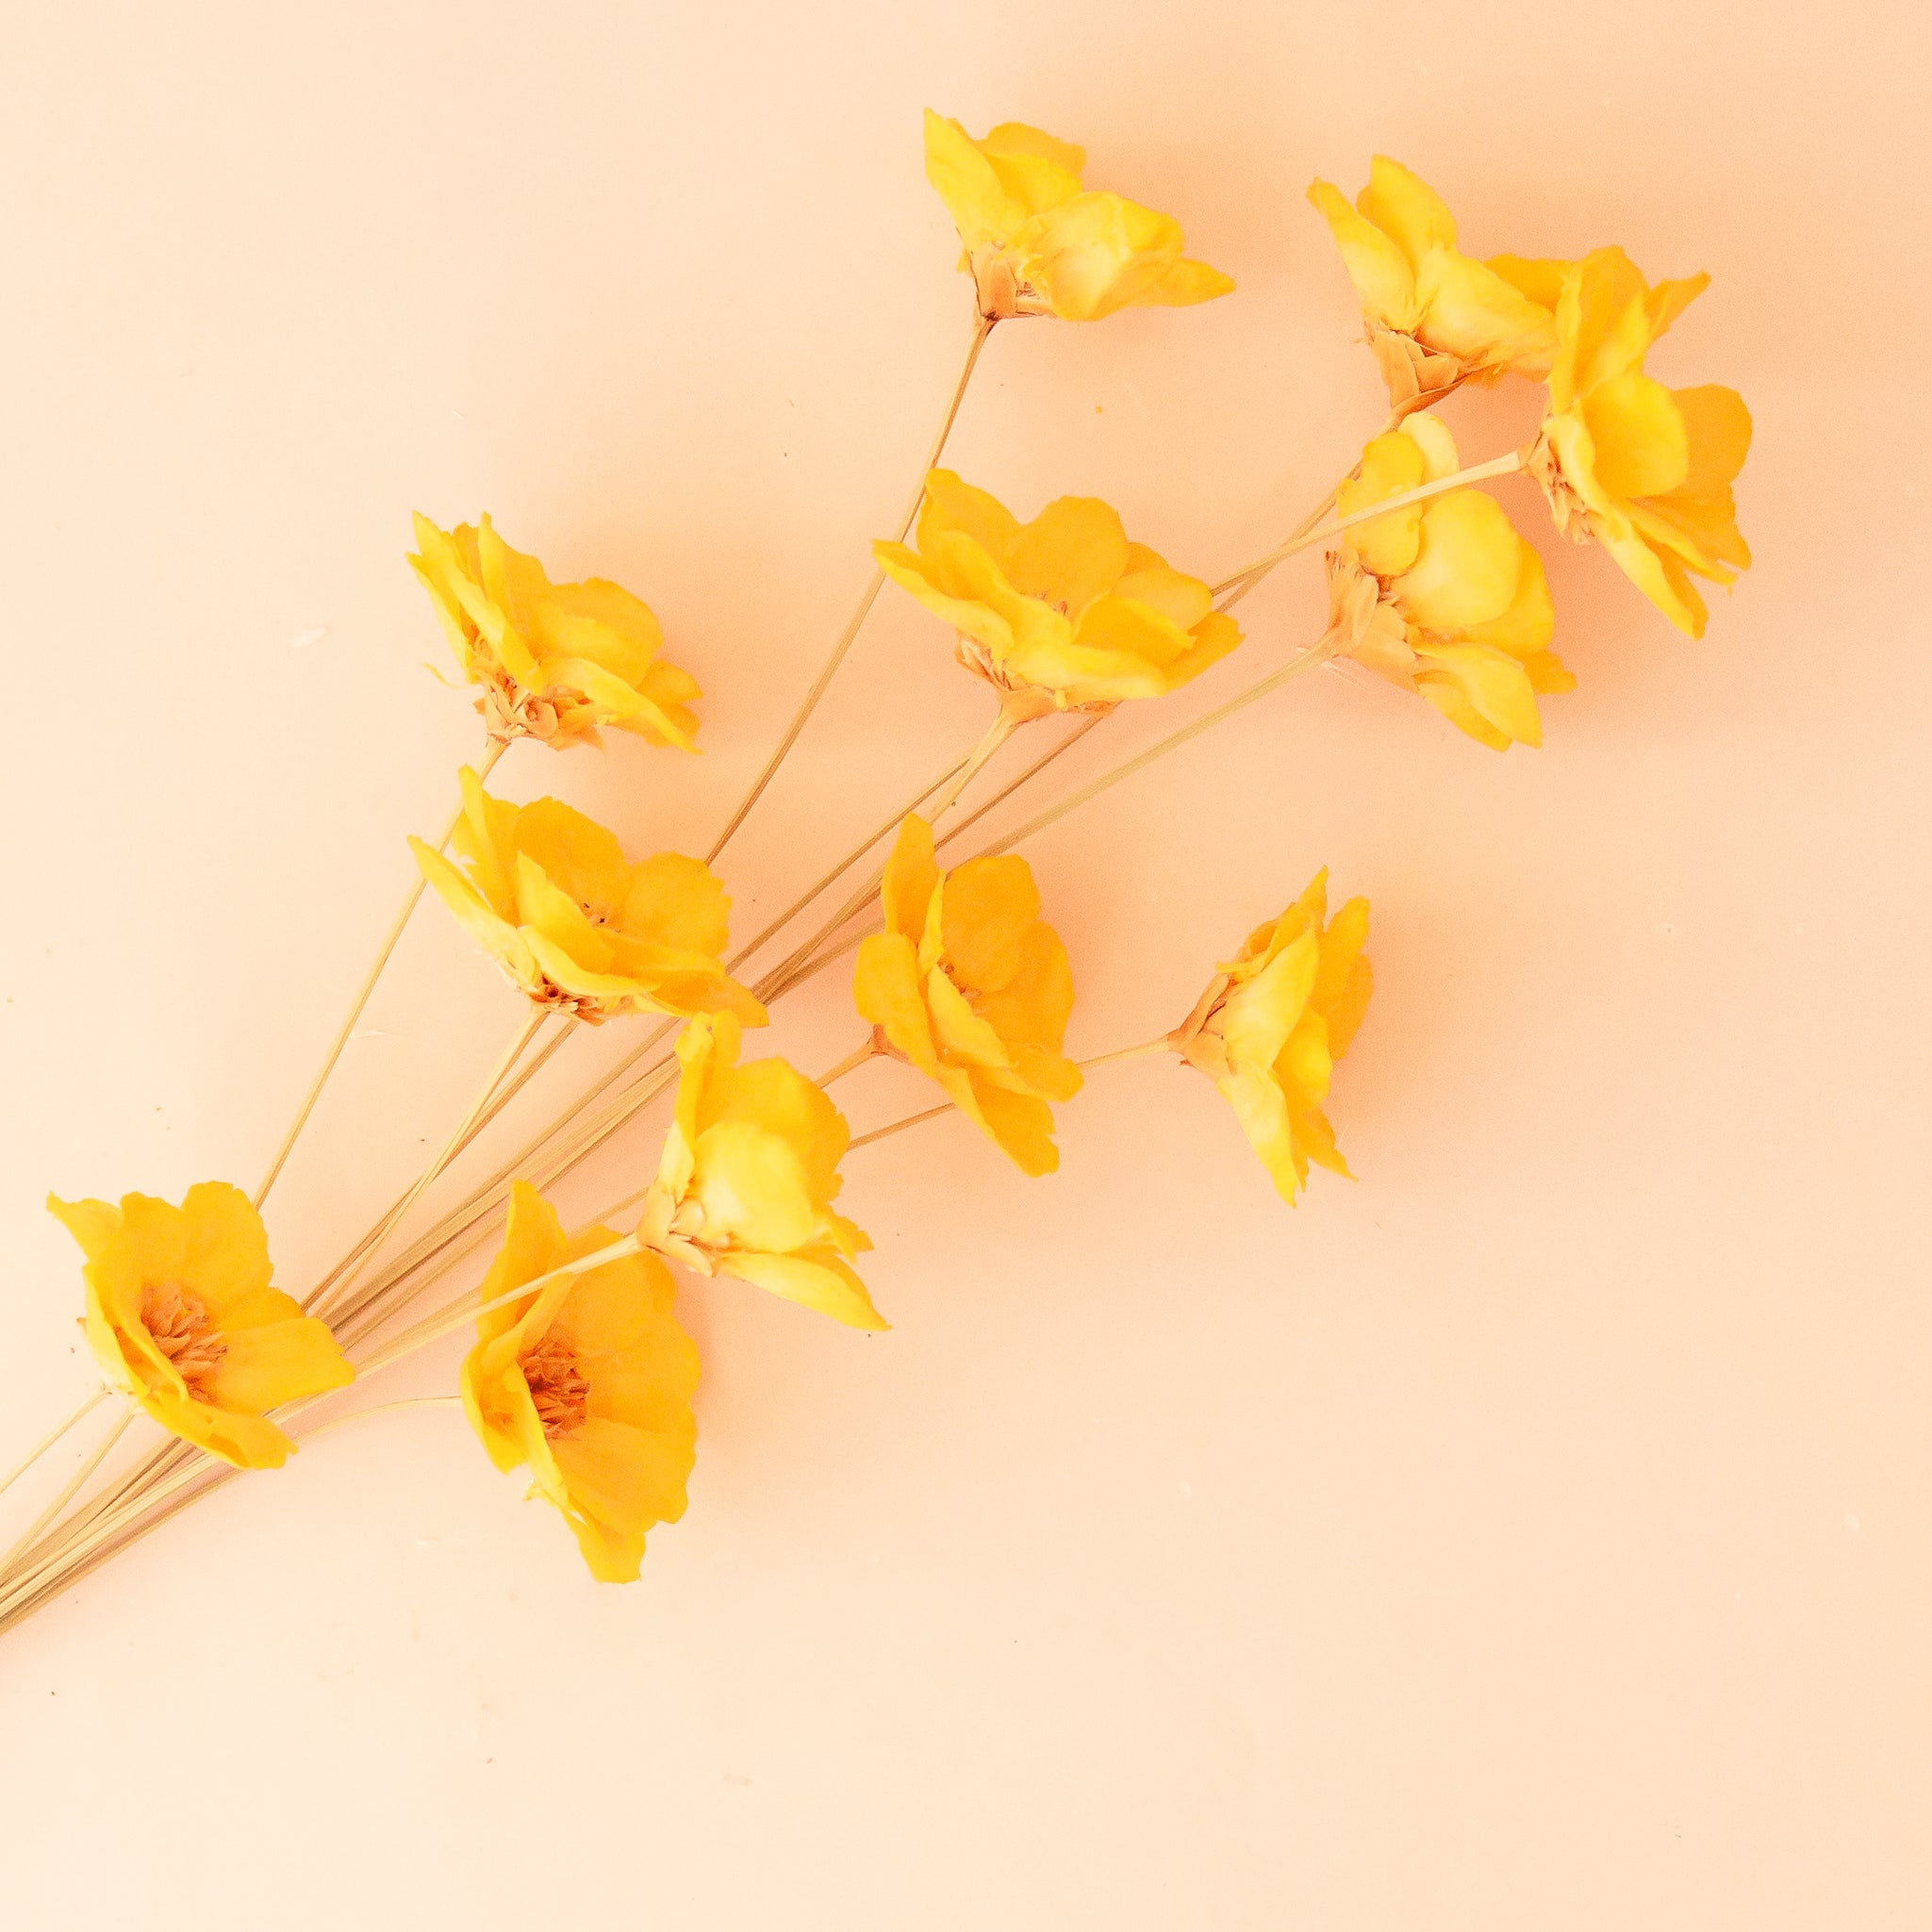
[1, 124, 1750, 1630]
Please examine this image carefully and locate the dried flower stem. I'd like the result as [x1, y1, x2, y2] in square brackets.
[308, 1014, 581, 1329]
[0, 1387, 106, 1502]
[254, 737, 506, 1209]
[704, 315, 996, 867]
[726, 750, 974, 970]
[0, 1407, 129, 1580]
[977, 636, 1343, 863]
[850, 1035, 1170, 1154]
[848, 1101, 953, 1150]
[309, 1005, 550, 1320]
[1214, 407, 1404, 615]
[813, 1040, 879, 1088]
[1079, 1036, 1172, 1069]
[935, 711, 1109, 856]
[758, 702, 1026, 996]
[1211, 447, 1527, 600]
[294, 1396, 464, 1445]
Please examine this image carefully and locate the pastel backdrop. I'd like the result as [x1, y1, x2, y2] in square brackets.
[1, 2, 1926, 1926]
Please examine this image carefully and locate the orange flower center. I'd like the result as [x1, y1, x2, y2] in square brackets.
[140, 1283, 226, 1397]
[520, 1330, 590, 1440]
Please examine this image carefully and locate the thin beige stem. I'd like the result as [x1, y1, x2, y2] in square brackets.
[759, 703, 1024, 996]
[0, 1387, 106, 1502]
[294, 1396, 463, 1445]
[704, 314, 996, 867]
[1211, 448, 1526, 600]
[310, 1006, 549, 1320]
[0, 1434, 210, 1613]
[330, 1014, 680, 1328]
[814, 1041, 878, 1088]
[726, 749, 973, 972]
[0, 1407, 129, 1579]
[848, 1102, 953, 1150]
[976, 634, 1342, 864]
[1078, 1036, 1172, 1070]
[0, 1450, 235, 1636]
[254, 737, 505, 1209]
[331, 1058, 685, 1357]
[935, 711, 1109, 856]
[1215, 408, 1403, 616]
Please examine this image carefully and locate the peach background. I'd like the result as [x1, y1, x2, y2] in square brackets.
[3, 3, 1927, 1925]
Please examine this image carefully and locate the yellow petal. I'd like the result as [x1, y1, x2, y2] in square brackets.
[925, 967, 1013, 1071]
[971, 921, 1078, 1076]
[1223, 932, 1319, 1073]
[1151, 256, 1236, 306]
[923, 110, 1024, 247]
[1673, 384, 1753, 495]
[1392, 491, 1525, 631]
[917, 467, 1023, 569]
[1339, 431, 1428, 577]
[1003, 495, 1130, 615]
[1416, 251, 1560, 373]
[1307, 177, 1418, 329]
[620, 851, 732, 959]
[853, 931, 942, 1077]
[880, 812, 940, 943]
[939, 854, 1040, 993]
[1414, 643, 1545, 747]
[1462, 538, 1556, 658]
[966, 1076, 1062, 1177]
[205, 1316, 354, 1413]
[719, 1250, 887, 1330]
[1583, 371, 1691, 500]
[1359, 156, 1457, 266]
[1026, 190, 1187, 322]
[1397, 411, 1460, 481]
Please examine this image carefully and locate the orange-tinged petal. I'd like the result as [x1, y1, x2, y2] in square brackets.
[923, 109, 1028, 246]
[1673, 384, 1753, 495]
[1002, 495, 1129, 613]
[1583, 371, 1691, 500]
[718, 1251, 886, 1330]
[1308, 177, 1418, 328]
[941, 855, 1041, 993]
[879, 813, 941, 946]
[205, 1316, 355, 1413]
[854, 932, 942, 1077]
[1392, 491, 1525, 631]
[967, 1077, 1062, 1177]
[1359, 156, 1456, 265]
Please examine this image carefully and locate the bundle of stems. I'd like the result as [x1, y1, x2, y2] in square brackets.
[0, 310, 1525, 1639]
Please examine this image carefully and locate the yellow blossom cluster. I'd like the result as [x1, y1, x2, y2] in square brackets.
[20, 113, 1759, 1610]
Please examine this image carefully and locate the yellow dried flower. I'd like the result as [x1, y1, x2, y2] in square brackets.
[46, 1184, 354, 1469]
[924, 111, 1233, 323]
[1308, 157, 1565, 411]
[1327, 414, 1572, 750]
[1529, 247, 1752, 637]
[410, 767, 765, 1026]
[461, 1181, 698, 1583]
[854, 815, 1082, 1177]
[409, 513, 702, 750]
[1168, 873, 1373, 1204]
[875, 469, 1241, 712]
[639, 1014, 883, 1331]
